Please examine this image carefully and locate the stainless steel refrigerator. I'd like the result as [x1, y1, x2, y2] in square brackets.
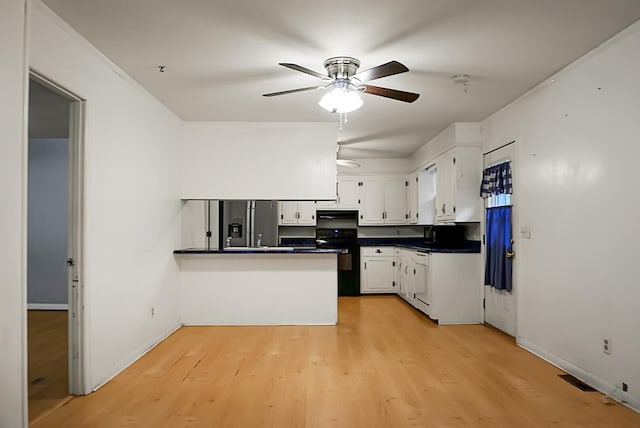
[220, 200, 278, 247]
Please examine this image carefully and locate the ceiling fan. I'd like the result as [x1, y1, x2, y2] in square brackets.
[263, 57, 420, 113]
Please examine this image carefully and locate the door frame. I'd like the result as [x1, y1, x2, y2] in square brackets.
[28, 71, 87, 395]
[481, 140, 518, 337]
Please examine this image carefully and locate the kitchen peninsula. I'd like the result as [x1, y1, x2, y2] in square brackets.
[174, 248, 342, 326]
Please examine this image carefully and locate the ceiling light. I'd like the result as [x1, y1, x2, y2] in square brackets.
[336, 159, 361, 168]
[318, 87, 363, 113]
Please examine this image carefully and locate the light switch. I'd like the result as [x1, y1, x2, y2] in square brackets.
[520, 226, 531, 239]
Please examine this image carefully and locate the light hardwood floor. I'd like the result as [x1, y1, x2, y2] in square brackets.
[28, 310, 69, 423]
[33, 296, 640, 427]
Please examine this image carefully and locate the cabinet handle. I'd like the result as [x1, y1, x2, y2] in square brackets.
[364, 262, 367, 269]
[441, 203, 446, 214]
[376, 249, 382, 253]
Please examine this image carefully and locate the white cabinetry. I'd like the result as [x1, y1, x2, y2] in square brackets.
[413, 252, 430, 315]
[434, 147, 482, 223]
[392, 247, 481, 325]
[278, 201, 316, 226]
[336, 175, 359, 209]
[358, 175, 407, 225]
[406, 172, 419, 224]
[417, 167, 436, 225]
[316, 175, 359, 210]
[396, 248, 416, 303]
[428, 253, 482, 324]
[360, 247, 396, 293]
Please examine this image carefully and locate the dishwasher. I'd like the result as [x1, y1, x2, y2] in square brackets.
[413, 252, 430, 316]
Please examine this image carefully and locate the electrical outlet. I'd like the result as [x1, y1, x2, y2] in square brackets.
[151, 307, 155, 318]
[603, 338, 611, 354]
[622, 382, 628, 392]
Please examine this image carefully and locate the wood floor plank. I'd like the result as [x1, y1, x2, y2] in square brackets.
[28, 310, 69, 422]
[32, 296, 640, 427]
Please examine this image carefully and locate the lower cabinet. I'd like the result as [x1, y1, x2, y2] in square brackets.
[395, 248, 415, 303]
[428, 253, 482, 324]
[360, 247, 396, 293]
[393, 248, 482, 325]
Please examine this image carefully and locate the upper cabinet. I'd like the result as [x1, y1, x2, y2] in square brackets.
[315, 175, 359, 210]
[433, 147, 482, 223]
[278, 201, 316, 226]
[358, 175, 407, 225]
[417, 166, 436, 225]
[410, 122, 482, 225]
[406, 172, 419, 224]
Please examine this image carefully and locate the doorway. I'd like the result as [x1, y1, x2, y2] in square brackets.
[27, 73, 85, 422]
[482, 142, 517, 336]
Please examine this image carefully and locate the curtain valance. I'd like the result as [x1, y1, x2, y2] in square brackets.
[480, 161, 512, 198]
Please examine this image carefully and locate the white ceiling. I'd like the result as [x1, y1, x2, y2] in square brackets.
[42, 0, 640, 159]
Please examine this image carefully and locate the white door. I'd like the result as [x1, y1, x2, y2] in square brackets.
[435, 152, 455, 222]
[384, 176, 407, 224]
[483, 142, 517, 336]
[359, 177, 384, 225]
[337, 175, 359, 209]
[279, 201, 298, 225]
[362, 258, 394, 291]
[297, 201, 316, 225]
[407, 172, 418, 224]
[418, 166, 436, 225]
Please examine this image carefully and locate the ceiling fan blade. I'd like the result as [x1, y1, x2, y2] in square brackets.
[279, 63, 330, 80]
[353, 60, 409, 82]
[263, 86, 323, 97]
[361, 84, 420, 103]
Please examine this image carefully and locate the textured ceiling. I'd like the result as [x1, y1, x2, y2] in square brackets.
[42, 0, 640, 158]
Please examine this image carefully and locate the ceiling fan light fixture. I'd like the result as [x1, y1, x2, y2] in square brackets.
[336, 159, 361, 168]
[318, 87, 363, 113]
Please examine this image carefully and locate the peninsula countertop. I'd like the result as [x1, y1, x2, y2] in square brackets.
[173, 247, 344, 255]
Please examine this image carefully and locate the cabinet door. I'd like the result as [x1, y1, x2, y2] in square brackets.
[337, 175, 359, 209]
[358, 177, 385, 225]
[297, 201, 317, 225]
[407, 172, 418, 224]
[362, 257, 394, 292]
[418, 167, 436, 225]
[435, 152, 455, 222]
[278, 201, 299, 225]
[414, 253, 430, 315]
[394, 250, 401, 295]
[316, 181, 338, 209]
[384, 176, 407, 224]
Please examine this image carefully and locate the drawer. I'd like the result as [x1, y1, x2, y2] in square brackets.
[361, 246, 395, 257]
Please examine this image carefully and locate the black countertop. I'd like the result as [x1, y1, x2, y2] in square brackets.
[278, 237, 481, 254]
[174, 247, 343, 255]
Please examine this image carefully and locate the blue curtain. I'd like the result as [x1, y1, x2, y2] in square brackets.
[485, 206, 512, 291]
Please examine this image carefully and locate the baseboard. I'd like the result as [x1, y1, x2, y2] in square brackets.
[518, 338, 640, 413]
[27, 303, 68, 310]
[91, 321, 182, 392]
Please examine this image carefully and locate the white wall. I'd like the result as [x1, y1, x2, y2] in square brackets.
[180, 122, 337, 200]
[409, 122, 482, 172]
[483, 22, 640, 409]
[27, 138, 69, 306]
[30, 1, 183, 391]
[0, 0, 27, 425]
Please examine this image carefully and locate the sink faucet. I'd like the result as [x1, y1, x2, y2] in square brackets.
[226, 236, 232, 248]
[257, 233, 262, 247]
